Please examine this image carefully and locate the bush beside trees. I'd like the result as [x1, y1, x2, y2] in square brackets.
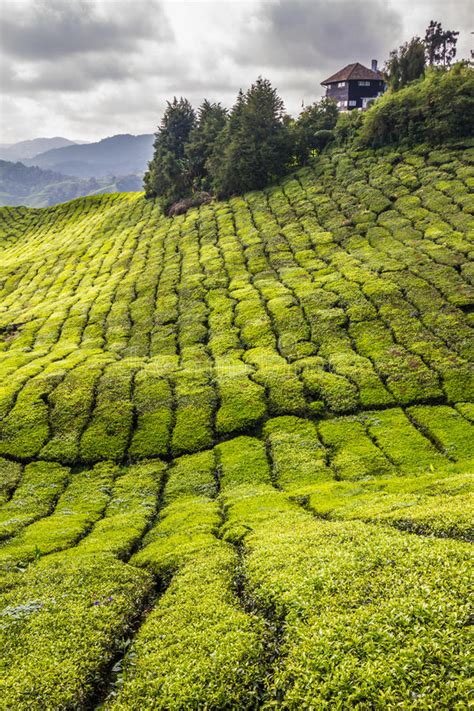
[334, 111, 365, 146]
[292, 98, 338, 164]
[357, 64, 474, 148]
[385, 38, 426, 91]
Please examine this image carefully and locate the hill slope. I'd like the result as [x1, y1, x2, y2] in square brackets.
[25, 133, 154, 177]
[0, 137, 78, 162]
[0, 159, 143, 207]
[0, 143, 473, 708]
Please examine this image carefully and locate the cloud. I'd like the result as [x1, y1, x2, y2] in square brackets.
[0, 0, 472, 144]
[233, 0, 403, 72]
[0, 0, 181, 97]
[0, 0, 173, 60]
[0, 45, 189, 95]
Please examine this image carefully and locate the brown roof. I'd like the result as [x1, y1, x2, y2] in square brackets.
[321, 62, 383, 86]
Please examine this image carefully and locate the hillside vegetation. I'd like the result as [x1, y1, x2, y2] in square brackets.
[145, 66, 473, 212]
[0, 142, 473, 708]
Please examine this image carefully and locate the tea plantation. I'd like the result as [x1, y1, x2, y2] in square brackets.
[0, 143, 473, 709]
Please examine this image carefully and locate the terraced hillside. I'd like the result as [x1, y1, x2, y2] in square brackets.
[0, 144, 473, 708]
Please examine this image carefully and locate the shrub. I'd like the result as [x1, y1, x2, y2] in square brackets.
[263, 416, 331, 491]
[0, 462, 116, 569]
[80, 362, 136, 463]
[364, 408, 448, 471]
[407, 405, 474, 460]
[128, 371, 172, 459]
[79, 460, 166, 559]
[318, 417, 393, 479]
[0, 462, 69, 540]
[167, 191, 212, 217]
[0, 552, 153, 709]
[0, 458, 22, 504]
[214, 355, 267, 434]
[358, 65, 474, 148]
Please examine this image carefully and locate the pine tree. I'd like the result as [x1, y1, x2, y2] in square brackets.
[209, 78, 292, 198]
[185, 101, 228, 189]
[144, 97, 196, 206]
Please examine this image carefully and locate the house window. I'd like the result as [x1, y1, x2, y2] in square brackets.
[337, 82, 345, 87]
[358, 81, 370, 86]
[338, 100, 347, 107]
[348, 100, 357, 107]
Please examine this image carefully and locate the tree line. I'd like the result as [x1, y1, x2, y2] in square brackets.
[384, 20, 460, 91]
[145, 19, 466, 212]
[144, 78, 337, 210]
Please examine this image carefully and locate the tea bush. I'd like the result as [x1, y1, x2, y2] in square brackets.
[0, 144, 473, 706]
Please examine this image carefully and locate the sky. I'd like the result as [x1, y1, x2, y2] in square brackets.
[0, 0, 472, 144]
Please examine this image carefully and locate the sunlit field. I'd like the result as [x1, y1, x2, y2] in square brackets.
[0, 143, 472, 708]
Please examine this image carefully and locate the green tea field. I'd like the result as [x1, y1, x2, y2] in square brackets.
[0, 144, 473, 708]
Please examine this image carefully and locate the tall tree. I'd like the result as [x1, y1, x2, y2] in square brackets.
[144, 97, 196, 205]
[385, 37, 426, 91]
[424, 20, 459, 67]
[185, 100, 228, 189]
[209, 78, 292, 198]
[292, 97, 338, 164]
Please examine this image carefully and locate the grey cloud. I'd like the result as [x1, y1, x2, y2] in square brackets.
[1, 55, 136, 94]
[1, 46, 189, 95]
[0, 0, 173, 60]
[1, 0, 472, 145]
[233, 0, 403, 71]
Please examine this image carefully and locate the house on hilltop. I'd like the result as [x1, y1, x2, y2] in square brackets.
[321, 61, 385, 111]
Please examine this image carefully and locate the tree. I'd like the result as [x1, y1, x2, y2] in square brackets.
[185, 100, 228, 190]
[206, 91, 245, 197]
[385, 37, 426, 91]
[209, 78, 293, 198]
[144, 97, 196, 205]
[292, 98, 338, 164]
[424, 20, 459, 67]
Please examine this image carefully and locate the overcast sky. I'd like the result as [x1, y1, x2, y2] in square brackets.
[0, 0, 472, 144]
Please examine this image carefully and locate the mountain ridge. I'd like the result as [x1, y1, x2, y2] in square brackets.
[25, 133, 154, 178]
[0, 158, 142, 207]
[0, 137, 78, 162]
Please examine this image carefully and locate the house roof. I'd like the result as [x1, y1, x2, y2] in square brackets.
[321, 62, 384, 85]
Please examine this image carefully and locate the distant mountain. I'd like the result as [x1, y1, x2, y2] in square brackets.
[25, 133, 154, 178]
[0, 137, 78, 162]
[0, 159, 143, 208]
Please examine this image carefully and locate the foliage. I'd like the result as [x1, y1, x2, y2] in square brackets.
[334, 109, 364, 145]
[384, 37, 426, 91]
[143, 97, 196, 206]
[0, 553, 153, 709]
[0, 143, 473, 707]
[424, 20, 459, 67]
[292, 98, 338, 164]
[185, 100, 228, 190]
[358, 64, 474, 148]
[209, 77, 293, 197]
